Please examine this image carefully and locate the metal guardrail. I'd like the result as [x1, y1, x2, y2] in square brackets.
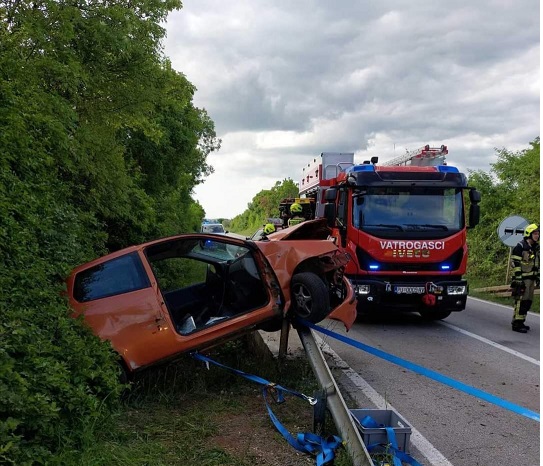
[296, 326, 373, 466]
[473, 285, 540, 297]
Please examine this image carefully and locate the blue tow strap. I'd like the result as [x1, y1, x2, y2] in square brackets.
[298, 319, 540, 423]
[359, 415, 422, 466]
[191, 352, 342, 465]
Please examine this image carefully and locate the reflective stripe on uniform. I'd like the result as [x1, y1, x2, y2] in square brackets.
[288, 217, 304, 226]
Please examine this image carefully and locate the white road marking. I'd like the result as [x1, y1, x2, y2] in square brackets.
[467, 296, 541, 316]
[315, 334, 454, 466]
[439, 321, 540, 366]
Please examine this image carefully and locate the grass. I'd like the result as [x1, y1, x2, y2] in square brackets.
[56, 337, 354, 466]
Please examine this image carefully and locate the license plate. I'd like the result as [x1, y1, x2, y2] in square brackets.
[394, 286, 425, 294]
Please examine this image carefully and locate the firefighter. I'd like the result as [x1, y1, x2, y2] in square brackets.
[260, 223, 276, 240]
[288, 203, 305, 227]
[510, 223, 540, 333]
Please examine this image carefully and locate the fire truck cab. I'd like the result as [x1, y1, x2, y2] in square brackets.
[289, 146, 481, 320]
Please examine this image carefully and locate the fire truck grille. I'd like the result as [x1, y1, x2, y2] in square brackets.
[356, 247, 464, 272]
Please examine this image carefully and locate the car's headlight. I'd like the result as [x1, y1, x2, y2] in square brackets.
[447, 285, 466, 295]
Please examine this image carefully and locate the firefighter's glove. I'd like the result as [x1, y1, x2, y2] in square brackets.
[511, 280, 526, 298]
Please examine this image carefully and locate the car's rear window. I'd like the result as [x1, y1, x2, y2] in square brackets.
[73, 252, 151, 302]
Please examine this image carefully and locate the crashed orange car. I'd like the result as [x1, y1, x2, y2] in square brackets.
[67, 218, 356, 377]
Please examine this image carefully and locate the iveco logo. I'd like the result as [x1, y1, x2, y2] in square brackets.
[392, 249, 431, 258]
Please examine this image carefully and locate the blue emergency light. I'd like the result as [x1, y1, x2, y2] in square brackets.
[437, 166, 459, 173]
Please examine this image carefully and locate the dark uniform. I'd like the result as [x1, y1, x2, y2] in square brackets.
[287, 202, 305, 227]
[510, 224, 540, 333]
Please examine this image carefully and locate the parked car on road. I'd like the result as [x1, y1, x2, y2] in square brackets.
[200, 223, 227, 234]
[67, 219, 356, 377]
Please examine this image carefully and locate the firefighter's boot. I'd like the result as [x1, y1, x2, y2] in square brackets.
[512, 320, 528, 333]
[518, 300, 531, 331]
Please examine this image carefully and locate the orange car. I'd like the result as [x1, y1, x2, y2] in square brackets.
[67, 219, 356, 377]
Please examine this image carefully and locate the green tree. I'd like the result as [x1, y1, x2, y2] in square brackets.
[467, 138, 540, 283]
[0, 0, 220, 463]
[229, 179, 299, 234]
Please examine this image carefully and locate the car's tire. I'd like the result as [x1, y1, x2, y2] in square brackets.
[117, 360, 132, 386]
[291, 272, 330, 323]
[419, 310, 451, 321]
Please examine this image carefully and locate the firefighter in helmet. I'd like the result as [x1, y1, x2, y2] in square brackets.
[510, 223, 540, 333]
[288, 203, 305, 227]
[259, 223, 276, 240]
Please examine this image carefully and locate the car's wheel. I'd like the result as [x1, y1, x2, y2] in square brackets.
[117, 360, 132, 385]
[291, 272, 330, 323]
[419, 310, 451, 321]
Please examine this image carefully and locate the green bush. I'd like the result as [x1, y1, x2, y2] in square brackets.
[0, 0, 220, 463]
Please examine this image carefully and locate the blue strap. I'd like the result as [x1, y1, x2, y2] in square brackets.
[191, 352, 316, 405]
[366, 442, 423, 466]
[361, 415, 405, 466]
[385, 427, 402, 466]
[298, 319, 540, 422]
[263, 388, 341, 466]
[360, 415, 382, 428]
[192, 352, 342, 465]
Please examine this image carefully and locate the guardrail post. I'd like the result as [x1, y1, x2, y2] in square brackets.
[278, 318, 290, 359]
[297, 326, 373, 465]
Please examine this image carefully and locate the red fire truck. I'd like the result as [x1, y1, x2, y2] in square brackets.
[283, 146, 481, 319]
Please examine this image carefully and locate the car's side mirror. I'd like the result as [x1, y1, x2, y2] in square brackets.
[469, 204, 480, 228]
[324, 188, 337, 201]
[324, 203, 336, 227]
[469, 188, 481, 203]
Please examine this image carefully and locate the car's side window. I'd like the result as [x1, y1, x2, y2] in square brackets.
[150, 257, 208, 293]
[73, 252, 151, 302]
[145, 239, 269, 335]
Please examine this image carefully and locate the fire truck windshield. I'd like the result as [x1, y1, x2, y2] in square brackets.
[353, 187, 464, 235]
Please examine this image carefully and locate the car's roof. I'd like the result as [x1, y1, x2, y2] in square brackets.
[69, 218, 333, 276]
[69, 233, 247, 273]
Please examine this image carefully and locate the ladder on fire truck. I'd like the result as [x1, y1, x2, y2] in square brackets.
[382, 144, 448, 167]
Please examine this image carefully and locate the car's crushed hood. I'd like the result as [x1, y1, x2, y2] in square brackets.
[266, 218, 332, 241]
[252, 219, 356, 330]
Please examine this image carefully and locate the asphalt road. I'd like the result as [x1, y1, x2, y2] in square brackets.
[317, 297, 540, 466]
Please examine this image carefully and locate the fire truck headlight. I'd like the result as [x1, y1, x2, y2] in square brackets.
[447, 285, 466, 295]
[356, 285, 371, 295]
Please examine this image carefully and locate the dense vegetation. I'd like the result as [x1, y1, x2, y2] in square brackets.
[466, 138, 540, 284]
[0, 1, 220, 464]
[227, 178, 298, 234]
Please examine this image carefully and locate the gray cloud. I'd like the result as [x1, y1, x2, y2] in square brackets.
[165, 0, 540, 218]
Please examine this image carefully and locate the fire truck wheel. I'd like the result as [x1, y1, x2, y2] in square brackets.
[419, 310, 451, 321]
[291, 272, 330, 323]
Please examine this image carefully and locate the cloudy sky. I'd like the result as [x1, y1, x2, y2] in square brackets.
[164, 1, 540, 220]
